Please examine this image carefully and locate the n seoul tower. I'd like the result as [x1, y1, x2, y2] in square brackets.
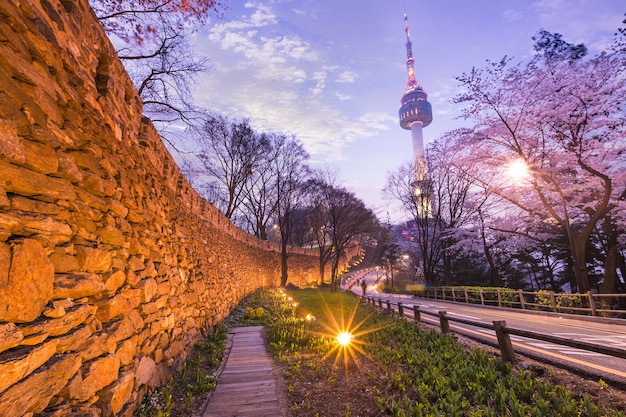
[399, 12, 433, 214]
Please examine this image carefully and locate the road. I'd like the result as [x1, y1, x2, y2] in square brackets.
[342, 269, 626, 385]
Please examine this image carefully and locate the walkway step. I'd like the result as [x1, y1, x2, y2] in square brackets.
[202, 326, 284, 417]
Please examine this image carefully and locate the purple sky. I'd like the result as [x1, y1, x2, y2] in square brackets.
[189, 0, 624, 222]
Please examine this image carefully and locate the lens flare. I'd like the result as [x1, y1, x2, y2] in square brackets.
[304, 292, 391, 374]
[336, 331, 353, 346]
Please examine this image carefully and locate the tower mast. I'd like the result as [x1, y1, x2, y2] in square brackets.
[404, 13, 417, 89]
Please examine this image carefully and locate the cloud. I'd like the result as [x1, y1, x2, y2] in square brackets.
[501, 9, 523, 21]
[335, 70, 358, 83]
[193, 2, 396, 163]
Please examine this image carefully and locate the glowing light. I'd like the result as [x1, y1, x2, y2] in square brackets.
[306, 294, 391, 374]
[507, 159, 529, 180]
[336, 331, 353, 346]
[305, 313, 316, 321]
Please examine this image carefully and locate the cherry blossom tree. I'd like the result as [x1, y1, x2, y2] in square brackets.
[451, 29, 626, 293]
[91, 0, 225, 45]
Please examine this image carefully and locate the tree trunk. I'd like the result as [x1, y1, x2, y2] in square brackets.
[601, 227, 618, 295]
[280, 239, 288, 287]
[442, 251, 452, 286]
[571, 235, 590, 294]
[319, 258, 326, 285]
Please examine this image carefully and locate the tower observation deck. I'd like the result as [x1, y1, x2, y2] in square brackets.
[399, 12, 433, 131]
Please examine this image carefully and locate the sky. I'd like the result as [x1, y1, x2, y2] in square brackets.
[189, 0, 624, 223]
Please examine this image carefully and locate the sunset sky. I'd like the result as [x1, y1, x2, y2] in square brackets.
[190, 0, 624, 222]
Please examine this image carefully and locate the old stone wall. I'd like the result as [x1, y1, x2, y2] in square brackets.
[0, 0, 322, 415]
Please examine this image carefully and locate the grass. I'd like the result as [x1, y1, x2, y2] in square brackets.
[137, 287, 626, 417]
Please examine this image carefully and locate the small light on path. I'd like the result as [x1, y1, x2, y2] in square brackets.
[336, 331, 353, 347]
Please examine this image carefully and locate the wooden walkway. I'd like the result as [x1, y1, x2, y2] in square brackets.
[201, 326, 285, 417]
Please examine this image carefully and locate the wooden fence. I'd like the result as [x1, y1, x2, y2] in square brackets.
[365, 296, 626, 364]
[420, 287, 626, 318]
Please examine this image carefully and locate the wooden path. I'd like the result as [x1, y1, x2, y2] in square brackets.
[201, 326, 285, 417]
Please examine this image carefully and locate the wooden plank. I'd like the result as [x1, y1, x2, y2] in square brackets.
[201, 326, 284, 417]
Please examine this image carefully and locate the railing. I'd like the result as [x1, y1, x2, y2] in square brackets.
[419, 287, 626, 318]
[365, 296, 626, 364]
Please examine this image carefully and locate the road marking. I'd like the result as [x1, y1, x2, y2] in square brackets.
[447, 312, 482, 320]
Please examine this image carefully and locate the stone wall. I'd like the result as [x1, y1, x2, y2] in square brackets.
[0, 0, 322, 415]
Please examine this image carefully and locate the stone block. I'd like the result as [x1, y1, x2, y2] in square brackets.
[70, 354, 120, 402]
[104, 269, 125, 293]
[0, 118, 24, 162]
[128, 237, 149, 257]
[127, 255, 145, 271]
[75, 245, 112, 273]
[53, 272, 105, 299]
[19, 304, 93, 338]
[0, 158, 76, 202]
[0, 212, 72, 246]
[98, 224, 125, 246]
[49, 252, 80, 273]
[55, 325, 93, 353]
[115, 336, 138, 366]
[138, 278, 157, 303]
[0, 339, 59, 393]
[0, 353, 81, 416]
[0, 323, 24, 353]
[0, 238, 54, 322]
[96, 370, 134, 416]
[80, 173, 116, 198]
[55, 151, 84, 183]
[20, 139, 58, 174]
[134, 356, 155, 387]
[95, 289, 141, 322]
[108, 198, 129, 219]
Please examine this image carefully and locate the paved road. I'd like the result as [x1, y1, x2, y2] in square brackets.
[344, 270, 626, 385]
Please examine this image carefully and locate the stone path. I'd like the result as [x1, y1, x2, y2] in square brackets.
[201, 326, 285, 417]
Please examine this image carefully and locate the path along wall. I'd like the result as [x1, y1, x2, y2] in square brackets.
[0, 1, 325, 415]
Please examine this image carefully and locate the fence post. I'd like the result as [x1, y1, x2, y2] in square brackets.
[451, 288, 456, 302]
[464, 288, 469, 304]
[378, 299, 383, 309]
[550, 291, 557, 312]
[442, 288, 446, 301]
[438, 311, 450, 334]
[497, 290, 502, 308]
[398, 302, 404, 317]
[413, 305, 421, 323]
[386, 300, 391, 310]
[493, 321, 516, 362]
[588, 291, 597, 316]
[518, 289, 526, 310]
[479, 289, 485, 306]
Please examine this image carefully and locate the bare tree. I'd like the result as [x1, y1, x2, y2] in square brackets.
[308, 174, 378, 291]
[90, 0, 224, 144]
[271, 137, 309, 287]
[186, 116, 270, 219]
